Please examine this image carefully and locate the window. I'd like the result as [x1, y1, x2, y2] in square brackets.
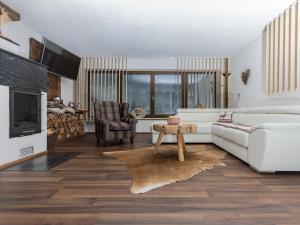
[154, 74, 181, 115]
[126, 74, 151, 114]
[124, 71, 216, 117]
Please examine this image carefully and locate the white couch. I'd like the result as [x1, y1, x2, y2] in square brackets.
[151, 106, 300, 172]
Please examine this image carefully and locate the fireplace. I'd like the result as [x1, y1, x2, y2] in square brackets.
[9, 88, 41, 138]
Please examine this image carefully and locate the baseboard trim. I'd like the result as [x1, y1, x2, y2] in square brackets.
[0, 151, 47, 170]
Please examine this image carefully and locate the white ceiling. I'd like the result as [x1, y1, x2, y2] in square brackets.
[3, 0, 295, 57]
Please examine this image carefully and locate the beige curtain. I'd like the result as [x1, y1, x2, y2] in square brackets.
[176, 57, 228, 108]
[76, 57, 127, 121]
[265, 1, 300, 95]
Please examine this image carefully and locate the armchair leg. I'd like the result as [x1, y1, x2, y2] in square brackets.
[130, 137, 134, 144]
[120, 139, 124, 144]
[96, 138, 100, 146]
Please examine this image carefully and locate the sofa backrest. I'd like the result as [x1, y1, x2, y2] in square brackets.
[176, 108, 227, 122]
[232, 105, 300, 125]
[176, 106, 300, 125]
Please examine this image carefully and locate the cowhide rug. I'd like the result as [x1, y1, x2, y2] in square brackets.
[103, 145, 226, 194]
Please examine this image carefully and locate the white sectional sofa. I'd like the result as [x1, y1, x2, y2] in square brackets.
[151, 106, 300, 172]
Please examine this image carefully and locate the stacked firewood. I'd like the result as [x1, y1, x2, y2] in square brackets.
[47, 112, 85, 141]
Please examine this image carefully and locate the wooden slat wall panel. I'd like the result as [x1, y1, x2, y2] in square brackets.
[290, 4, 296, 91]
[75, 57, 127, 121]
[266, 1, 300, 95]
[274, 18, 279, 93]
[176, 57, 228, 108]
[279, 14, 284, 93]
[297, 2, 300, 89]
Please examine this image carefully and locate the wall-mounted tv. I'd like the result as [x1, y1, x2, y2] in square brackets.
[41, 38, 81, 80]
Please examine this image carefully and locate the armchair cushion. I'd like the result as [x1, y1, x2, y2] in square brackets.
[109, 121, 131, 131]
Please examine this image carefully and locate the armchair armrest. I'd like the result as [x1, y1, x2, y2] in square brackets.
[95, 117, 110, 141]
[123, 116, 138, 125]
[123, 116, 138, 137]
[96, 118, 109, 126]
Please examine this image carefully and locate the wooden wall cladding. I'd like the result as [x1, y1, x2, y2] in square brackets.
[29, 38, 43, 62]
[48, 74, 61, 100]
[29, 38, 61, 100]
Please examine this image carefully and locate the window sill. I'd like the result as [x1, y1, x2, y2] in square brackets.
[137, 118, 166, 120]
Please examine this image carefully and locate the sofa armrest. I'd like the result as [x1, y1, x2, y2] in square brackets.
[252, 123, 300, 131]
[248, 127, 300, 172]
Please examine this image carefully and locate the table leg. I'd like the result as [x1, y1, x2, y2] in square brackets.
[156, 132, 164, 146]
[177, 134, 185, 162]
[181, 134, 186, 153]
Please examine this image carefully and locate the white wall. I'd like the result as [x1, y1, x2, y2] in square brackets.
[1, 21, 42, 58]
[229, 34, 300, 107]
[61, 77, 74, 104]
[0, 86, 47, 166]
[1, 21, 75, 103]
[127, 57, 177, 71]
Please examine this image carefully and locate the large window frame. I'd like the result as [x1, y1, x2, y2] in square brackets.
[123, 71, 217, 118]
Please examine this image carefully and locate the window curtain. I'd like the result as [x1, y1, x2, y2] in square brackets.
[265, 1, 300, 95]
[76, 57, 127, 121]
[176, 57, 228, 108]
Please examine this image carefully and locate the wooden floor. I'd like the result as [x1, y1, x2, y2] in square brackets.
[1, 134, 300, 225]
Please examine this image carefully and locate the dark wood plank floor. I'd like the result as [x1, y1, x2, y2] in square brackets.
[1, 134, 300, 225]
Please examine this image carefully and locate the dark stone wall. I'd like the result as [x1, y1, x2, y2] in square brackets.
[0, 48, 47, 92]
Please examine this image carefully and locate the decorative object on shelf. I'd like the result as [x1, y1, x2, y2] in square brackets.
[131, 107, 146, 119]
[53, 96, 61, 103]
[218, 111, 233, 123]
[166, 116, 181, 125]
[64, 107, 76, 114]
[68, 102, 78, 109]
[241, 69, 250, 85]
[219, 111, 226, 120]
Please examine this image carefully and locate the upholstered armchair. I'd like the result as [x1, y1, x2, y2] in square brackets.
[94, 101, 138, 146]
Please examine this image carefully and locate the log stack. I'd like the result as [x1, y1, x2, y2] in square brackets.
[47, 112, 85, 142]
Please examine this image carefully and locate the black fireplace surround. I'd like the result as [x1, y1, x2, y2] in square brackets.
[0, 48, 47, 138]
[9, 88, 41, 138]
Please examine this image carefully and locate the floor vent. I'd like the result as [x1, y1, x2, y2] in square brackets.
[19, 146, 34, 158]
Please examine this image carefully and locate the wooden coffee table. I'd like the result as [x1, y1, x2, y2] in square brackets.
[153, 123, 197, 162]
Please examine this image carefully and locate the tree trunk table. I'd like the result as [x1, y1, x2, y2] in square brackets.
[152, 123, 197, 162]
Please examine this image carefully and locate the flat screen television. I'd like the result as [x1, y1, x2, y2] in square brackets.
[41, 38, 81, 80]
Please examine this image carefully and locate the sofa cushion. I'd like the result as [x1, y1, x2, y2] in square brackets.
[195, 122, 212, 134]
[213, 122, 254, 133]
[109, 121, 131, 131]
[211, 124, 226, 137]
[222, 128, 249, 148]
